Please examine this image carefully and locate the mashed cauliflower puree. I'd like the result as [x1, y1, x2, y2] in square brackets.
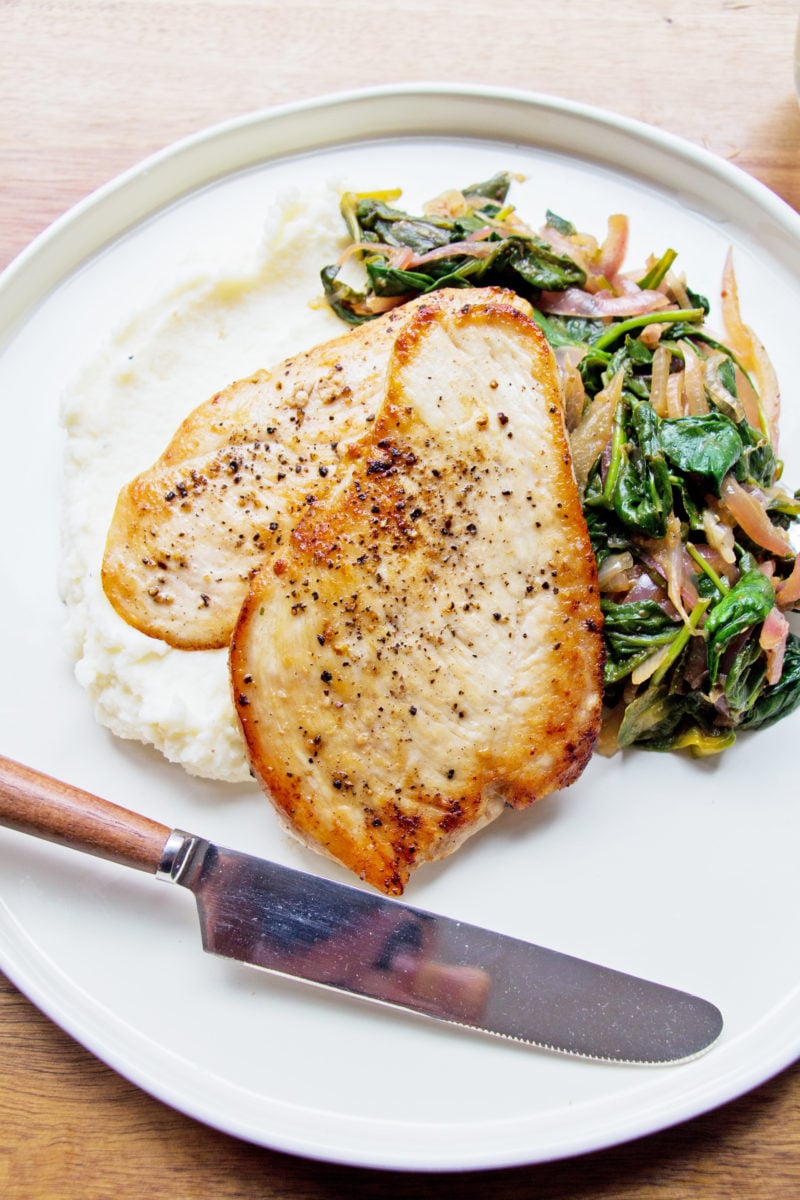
[60, 187, 347, 780]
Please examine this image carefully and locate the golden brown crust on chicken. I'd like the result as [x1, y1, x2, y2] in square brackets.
[101, 288, 531, 649]
[230, 297, 603, 894]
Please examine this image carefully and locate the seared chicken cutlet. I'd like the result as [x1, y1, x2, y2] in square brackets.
[102, 288, 530, 649]
[231, 297, 604, 894]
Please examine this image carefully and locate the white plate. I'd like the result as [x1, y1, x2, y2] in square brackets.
[2, 84, 800, 1172]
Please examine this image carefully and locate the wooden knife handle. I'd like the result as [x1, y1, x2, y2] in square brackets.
[0, 755, 172, 873]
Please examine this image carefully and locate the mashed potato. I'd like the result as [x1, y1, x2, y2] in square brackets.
[60, 186, 347, 780]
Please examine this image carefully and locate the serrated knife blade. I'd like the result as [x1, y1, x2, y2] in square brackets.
[0, 756, 722, 1063]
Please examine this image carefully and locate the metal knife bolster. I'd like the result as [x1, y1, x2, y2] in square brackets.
[154, 832, 723, 1065]
[156, 829, 206, 886]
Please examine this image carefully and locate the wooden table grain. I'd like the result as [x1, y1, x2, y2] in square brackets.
[2, 1, 800, 1195]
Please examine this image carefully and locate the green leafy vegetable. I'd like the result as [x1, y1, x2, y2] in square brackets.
[736, 420, 778, 490]
[463, 172, 513, 203]
[703, 570, 776, 684]
[602, 599, 679, 685]
[494, 237, 587, 292]
[659, 413, 744, 494]
[320, 173, 588, 323]
[544, 209, 576, 236]
[612, 402, 673, 538]
[739, 636, 800, 730]
[318, 172, 800, 759]
[723, 637, 768, 722]
[319, 264, 374, 326]
[616, 683, 684, 748]
[530, 310, 604, 349]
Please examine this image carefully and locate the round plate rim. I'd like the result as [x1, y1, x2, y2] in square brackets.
[2, 82, 800, 1171]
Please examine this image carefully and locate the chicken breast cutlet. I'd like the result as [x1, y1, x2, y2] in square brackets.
[230, 295, 603, 895]
[102, 288, 530, 649]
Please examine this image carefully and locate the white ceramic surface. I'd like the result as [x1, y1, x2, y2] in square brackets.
[1, 85, 799, 1171]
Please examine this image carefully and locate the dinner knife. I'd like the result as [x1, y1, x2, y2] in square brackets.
[0, 755, 722, 1064]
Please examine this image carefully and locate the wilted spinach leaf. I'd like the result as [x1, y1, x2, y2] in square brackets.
[532, 310, 605, 349]
[489, 237, 587, 293]
[578, 346, 614, 397]
[685, 284, 710, 315]
[735, 420, 778, 489]
[616, 684, 687, 747]
[354, 201, 452, 254]
[612, 402, 673, 537]
[365, 261, 435, 297]
[739, 635, 800, 730]
[659, 412, 744, 494]
[582, 503, 632, 565]
[703, 569, 775, 684]
[463, 172, 513, 203]
[578, 341, 651, 402]
[544, 209, 576, 236]
[723, 637, 767, 722]
[602, 599, 679, 684]
[319, 265, 373, 325]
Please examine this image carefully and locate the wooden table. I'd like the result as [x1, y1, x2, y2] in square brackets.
[2, 1, 800, 1195]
